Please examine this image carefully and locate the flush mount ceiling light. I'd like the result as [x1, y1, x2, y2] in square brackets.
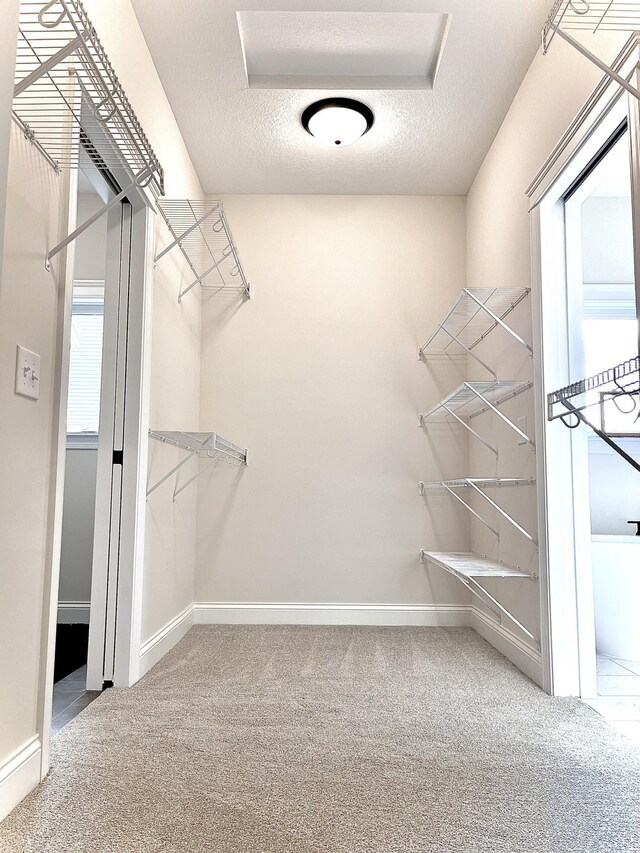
[301, 98, 374, 147]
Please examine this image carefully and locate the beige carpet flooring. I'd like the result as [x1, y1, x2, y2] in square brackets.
[1, 626, 640, 852]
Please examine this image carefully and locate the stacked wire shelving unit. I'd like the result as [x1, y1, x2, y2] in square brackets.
[417, 287, 538, 646]
[147, 431, 248, 502]
[155, 200, 251, 303]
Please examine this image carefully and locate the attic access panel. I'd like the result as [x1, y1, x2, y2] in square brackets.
[236, 10, 451, 90]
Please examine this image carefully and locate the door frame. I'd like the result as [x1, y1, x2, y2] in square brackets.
[528, 36, 640, 696]
[37, 169, 154, 774]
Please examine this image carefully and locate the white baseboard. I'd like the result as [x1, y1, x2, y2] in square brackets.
[139, 604, 195, 678]
[136, 601, 542, 689]
[471, 606, 543, 687]
[57, 601, 90, 624]
[193, 602, 472, 627]
[0, 736, 41, 823]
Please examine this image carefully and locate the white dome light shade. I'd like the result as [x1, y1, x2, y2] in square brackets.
[302, 98, 374, 148]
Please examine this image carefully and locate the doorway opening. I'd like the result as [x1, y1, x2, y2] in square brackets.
[52, 148, 128, 733]
[563, 127, 640, 713]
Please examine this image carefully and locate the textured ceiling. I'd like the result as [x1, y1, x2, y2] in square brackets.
[130, 0, 552, 195]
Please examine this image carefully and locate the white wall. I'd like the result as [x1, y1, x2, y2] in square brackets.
[0, 0, 203, 818]
[0, 0, 18, 291]
[0, 124, 66, 816]
[465, 33, 629, 674]
[195, 194, 470, 613]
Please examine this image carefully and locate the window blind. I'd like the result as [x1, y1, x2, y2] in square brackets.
[66, 301, 104, 435]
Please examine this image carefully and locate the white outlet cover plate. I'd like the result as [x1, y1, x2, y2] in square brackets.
[15, 345, 40, 400]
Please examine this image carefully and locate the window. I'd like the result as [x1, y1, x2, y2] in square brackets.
[66, 281, 104, 445]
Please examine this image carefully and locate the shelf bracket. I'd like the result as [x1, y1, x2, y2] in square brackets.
[45, 168, 152, 269]
[178, 245, 233, 303]
[420, 481, 501, 540]
[464, 289, 533, 356]
[559, 400, 640, 474]
[438, 404, 499, 457]
[146, 433, 213, 498]
[171, 443, 248, 501]
[465, 575, 539, 647]
[419, 550, 539, 648]
[464, 383, 535, 449]
[466, 480, 538, 546]
[421, 324, 497, 378]
[554, 28, 640, 102]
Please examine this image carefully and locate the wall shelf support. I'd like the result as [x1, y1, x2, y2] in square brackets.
[147, 431, 248, 500]
[420, 478, 537, 545]
[419, 550, 539, 648]
[418, 288, 531, 376]
[543, 1, 640, 101]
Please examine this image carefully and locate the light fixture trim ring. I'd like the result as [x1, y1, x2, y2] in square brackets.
[301, 97, 375, 145]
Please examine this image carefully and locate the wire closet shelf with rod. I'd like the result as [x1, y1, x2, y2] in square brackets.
[155, 200, 251, 303]
[13, 0, 165, 267]
[146, 431, 248, 502]
[418, 287, 539, 649]
[548, 355, 640, 472]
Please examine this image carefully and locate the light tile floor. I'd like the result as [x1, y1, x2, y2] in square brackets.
[51, 666, 101, 735]
[583, 654, 640, 747]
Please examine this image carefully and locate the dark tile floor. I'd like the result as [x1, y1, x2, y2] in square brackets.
[51, 666, 101, 735]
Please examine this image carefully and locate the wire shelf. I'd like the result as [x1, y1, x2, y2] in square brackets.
[420, 478, 535, 490]
[547, 355, 640, 472]
[548, 355, 640, 418]
[147, 430, 248, 499]
[419, 381, 534, 454]
[418, 288, 532, 377]
[544, 1, 640, 51]
[155, 200, 250, 303]
[13, 0, 163, 194]
[420, 551, 538, 646]
[419, 551, 531, 579]
[419, 381, 532, 421]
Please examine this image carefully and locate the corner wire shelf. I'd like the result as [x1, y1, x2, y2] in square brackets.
[418, 288, 532, 378]
[543, 1, 640, 102]
[418, 381, 534, 456]
[419, 478, 538, 545]
[419, 551, 539, 647]
[14, 0, 164, 269]
[548, 355, 640, 472]
[147, 431, 248, 501]
[155, 200, 251, 303]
